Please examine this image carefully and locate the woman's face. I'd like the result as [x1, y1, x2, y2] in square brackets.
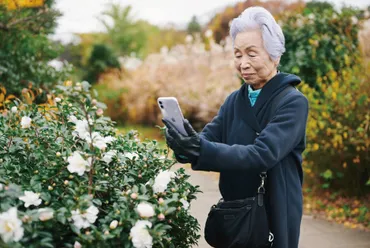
[234, 29, 279, 89]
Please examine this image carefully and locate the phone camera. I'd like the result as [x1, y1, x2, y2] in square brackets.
[159, 101, 162, 104]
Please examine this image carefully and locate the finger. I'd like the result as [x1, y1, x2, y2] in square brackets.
[183, 119, 197, 136]
[162, 118, 172, 129]
[165, 129, 176, 146]
[165, 129, 182, 151]
[162, 118, 168, 126]
[166, 124, 182, 140]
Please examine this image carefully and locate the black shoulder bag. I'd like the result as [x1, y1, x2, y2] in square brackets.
[204, 85, 296, 248]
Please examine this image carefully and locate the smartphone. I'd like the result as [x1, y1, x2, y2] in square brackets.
[157, 97, 188, 136]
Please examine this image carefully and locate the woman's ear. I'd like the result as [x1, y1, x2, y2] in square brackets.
[274, 57, 281, 67]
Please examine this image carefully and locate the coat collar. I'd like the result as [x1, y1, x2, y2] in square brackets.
[235, 73, 292, 133]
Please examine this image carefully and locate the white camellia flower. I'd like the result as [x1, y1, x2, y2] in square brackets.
[71, 205, 99, 230]
[130, 220, 153, 248]
[11, 106, 17, 113]
[85, 132, 107, 150]
[153, 170, 176, 193]
[38, 208, 54, 221]
[109, 220, 118, 230]
[124, 152, 139, 160]
[73, 119, 89, 140]
[102, 150, 117, 164]
[104, 136, 116, 144]
[20, 116, 32, 129]
[85, 132, 115, 150]
[68, 115, 78, 124]
[180, 199, 190, 210]
[0, 207, 24, 243]
[67, 151, 90, 176]
[54, 97, 62, 103]
[74, 241, 82, 248]
[19, 191, 42, 208]
[136, 203, 155, 218]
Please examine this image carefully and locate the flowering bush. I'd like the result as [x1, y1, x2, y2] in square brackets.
[278, 4, 368, 88]
[0, 81, 200, 247]
[299, 63, 370, 196]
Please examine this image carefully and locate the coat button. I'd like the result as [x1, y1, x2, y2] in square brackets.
[256, 132, 260, 136]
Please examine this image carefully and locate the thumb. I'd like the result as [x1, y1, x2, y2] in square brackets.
[183, 119, 197, 136]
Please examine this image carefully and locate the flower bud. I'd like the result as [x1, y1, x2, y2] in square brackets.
[130, 193, 138, 199]
[96, 108, 104, 116]
[158, 213, 165, 221]
[110, 220, 118, 230]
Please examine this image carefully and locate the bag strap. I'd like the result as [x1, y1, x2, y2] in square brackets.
[258, 85, 297, 195]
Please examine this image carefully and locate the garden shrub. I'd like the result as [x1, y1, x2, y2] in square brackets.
[0, 1, 71, 98]
[299, 64, 370, 196]
[0, 81, 200, 247]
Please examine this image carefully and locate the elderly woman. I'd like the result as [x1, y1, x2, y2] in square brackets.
[162, 6, 308, 248]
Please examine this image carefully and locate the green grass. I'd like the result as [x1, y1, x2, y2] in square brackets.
[116, 124, 166, 148]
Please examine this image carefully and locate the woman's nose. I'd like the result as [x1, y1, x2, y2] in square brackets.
[240, 57, 251, 70]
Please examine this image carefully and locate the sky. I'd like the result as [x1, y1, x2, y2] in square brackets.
[53, 0, 370, 43]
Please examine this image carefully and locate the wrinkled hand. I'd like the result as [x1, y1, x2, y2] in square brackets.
[162, 118, 200, 163]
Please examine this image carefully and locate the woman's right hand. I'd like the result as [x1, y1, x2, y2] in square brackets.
[162, 118, 199, 164]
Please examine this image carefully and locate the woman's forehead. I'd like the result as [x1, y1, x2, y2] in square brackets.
[234, 30, 263, 49]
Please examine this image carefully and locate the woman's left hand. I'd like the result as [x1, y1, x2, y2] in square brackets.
[162, 119, 200, 163]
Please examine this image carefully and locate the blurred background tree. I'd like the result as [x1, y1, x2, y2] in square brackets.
[83, 44, 120, 84]
[280, 1, 364, 87]
[187, 15, 201, 34]
[0, 0, 71, 102]
[99, 5, 148, 58]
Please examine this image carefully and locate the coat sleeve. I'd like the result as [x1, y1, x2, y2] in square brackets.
[192, 93, 309, 173]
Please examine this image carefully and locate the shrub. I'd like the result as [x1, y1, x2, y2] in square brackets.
[0, 2, 71, 98]
[299, 63, 370, 196]
[0, 81, 200, 247]
[280, 4, 366, 88]
[84, 44, 121, 84]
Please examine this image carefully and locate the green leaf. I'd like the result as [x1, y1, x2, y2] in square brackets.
[357, 95, 367, 105]
[322, 183, 330, 189]
[93, 199, 102, 206]
[366, 178, 370, 186]
[164, 207, 177, 215]
[321, 169, 333, 180]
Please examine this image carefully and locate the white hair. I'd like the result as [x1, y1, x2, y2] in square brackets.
[229, 6, 285, 61]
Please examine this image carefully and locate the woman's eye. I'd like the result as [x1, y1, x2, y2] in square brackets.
[248, 53, 257, 57]
[235, 54, 242, 58]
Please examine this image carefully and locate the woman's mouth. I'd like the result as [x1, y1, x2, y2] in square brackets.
[242, 73, 255, 78]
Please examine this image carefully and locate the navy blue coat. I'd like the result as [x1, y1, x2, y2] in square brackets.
[192, 73, 309, 248]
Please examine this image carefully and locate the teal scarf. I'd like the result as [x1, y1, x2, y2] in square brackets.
[248, 85, 262, 106]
